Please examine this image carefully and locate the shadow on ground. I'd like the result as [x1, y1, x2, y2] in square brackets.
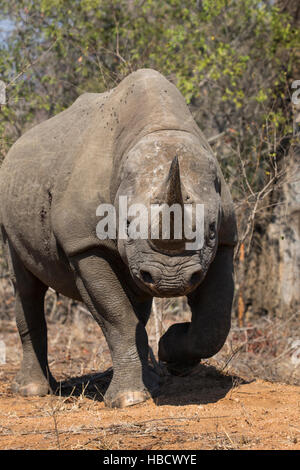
[57, 363, 252, 407]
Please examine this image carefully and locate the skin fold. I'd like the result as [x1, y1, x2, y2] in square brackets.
[0, 69, 237, 407]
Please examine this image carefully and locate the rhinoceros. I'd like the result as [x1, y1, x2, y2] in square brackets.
[0, 69, 237, 407]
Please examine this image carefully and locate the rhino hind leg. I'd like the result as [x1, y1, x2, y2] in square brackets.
[4, 238, 56, 396]
[158, 246, 234, 375]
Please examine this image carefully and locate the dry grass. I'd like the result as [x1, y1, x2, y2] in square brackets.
[0, 272, 299, 388]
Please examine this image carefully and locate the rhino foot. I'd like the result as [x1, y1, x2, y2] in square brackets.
[105, 390, 151, 408]
[158, 323, 201, 376]
[11, 380, 50, 397]
[104, 366, 160, 408]
[164, 361, 200, 377]
[11, 370, 57, 397]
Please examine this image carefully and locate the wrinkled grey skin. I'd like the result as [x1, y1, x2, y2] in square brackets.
[0, 69, 237, 408]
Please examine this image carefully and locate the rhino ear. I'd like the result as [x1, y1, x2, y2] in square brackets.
[164, 155, 184, 208]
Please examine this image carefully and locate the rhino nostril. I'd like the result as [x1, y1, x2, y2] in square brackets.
[190, 270, 202, 285]
[140, 270, 155, 285]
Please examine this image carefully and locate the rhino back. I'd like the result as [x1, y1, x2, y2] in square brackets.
[0, 91, 112, 293]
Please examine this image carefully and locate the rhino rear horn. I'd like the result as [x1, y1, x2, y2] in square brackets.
[150, 156, 187, 251]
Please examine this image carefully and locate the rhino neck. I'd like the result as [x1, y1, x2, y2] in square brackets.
[107, 69, 206, 202]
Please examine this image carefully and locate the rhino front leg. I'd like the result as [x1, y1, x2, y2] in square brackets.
[158, 246, 234, 375]
[70, 250, 158, 408]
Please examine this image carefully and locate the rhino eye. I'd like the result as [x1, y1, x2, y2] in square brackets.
[126, 219, 130, 236]
[214, 177, 221, 194]
[126, 220, 135, 243]
[209, 223, 216, 240]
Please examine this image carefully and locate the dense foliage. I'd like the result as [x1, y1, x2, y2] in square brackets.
[0, 0, 299, 316]
[1, 1, 298, 177]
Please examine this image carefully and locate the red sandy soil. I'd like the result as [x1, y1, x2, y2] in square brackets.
[0, 317, 300, 450]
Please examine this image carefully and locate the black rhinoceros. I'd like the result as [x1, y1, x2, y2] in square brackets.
[0, 69, 237, 407]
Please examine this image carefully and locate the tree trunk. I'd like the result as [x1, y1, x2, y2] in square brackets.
[242, 107, 300, 319]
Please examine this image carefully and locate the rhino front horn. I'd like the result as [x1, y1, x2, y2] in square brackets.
[165, 155, 184, 207]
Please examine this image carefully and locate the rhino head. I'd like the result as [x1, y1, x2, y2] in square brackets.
[115, 131, 221, 297]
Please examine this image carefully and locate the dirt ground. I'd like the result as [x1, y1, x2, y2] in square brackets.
[0, 312, 300, 451]
[1, 367, 300, 450]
